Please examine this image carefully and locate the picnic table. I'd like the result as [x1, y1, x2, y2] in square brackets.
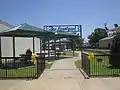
[19, 54, 40, 57]
[36, 53, 47, 55]
[20, 53, 46, 59]
[19, 54, 31, 57]
[19, 54, 39, 64]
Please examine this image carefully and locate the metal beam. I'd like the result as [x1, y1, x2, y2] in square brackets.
[33, 37, 35, 53]
[40, 38, 42, 53]
[12, 35, 15, 68]
[80, 25, 82, 50]
[48, 38, 50, 61]
[72, 38, 75, 57]
[54, 37, 56, 60]
[44, 25, 80, 27]
[0, 36, 2, 64]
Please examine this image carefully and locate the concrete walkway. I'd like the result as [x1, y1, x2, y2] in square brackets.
[3, 54, 120, 90]
[0, 80, 26, 90]
[14, 57, 84, 90]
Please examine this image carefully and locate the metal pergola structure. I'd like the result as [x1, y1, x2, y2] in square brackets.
[40, 32, 79, 61]
[43, 25, 82, 60]
[44, 25, 82, 47]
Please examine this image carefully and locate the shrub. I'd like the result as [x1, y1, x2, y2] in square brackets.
[109, 34, 120, 67]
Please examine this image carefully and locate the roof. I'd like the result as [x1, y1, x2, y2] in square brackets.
[0, 20, 14, 28]
[99, 36, 115, 41]
[0, 20, 14, 32]
[2, 23, 43, 32]
[56, 38, 71, 43]
[47, 38, 71, 43]
[0, 23, 54, 37]
[0, 22, 79, 38]
[54, 32, 79, 38]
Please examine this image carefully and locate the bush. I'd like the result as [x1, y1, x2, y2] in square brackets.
[109, 34, 120, 67]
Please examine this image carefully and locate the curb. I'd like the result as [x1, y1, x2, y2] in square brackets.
[79, 68, 90, 79]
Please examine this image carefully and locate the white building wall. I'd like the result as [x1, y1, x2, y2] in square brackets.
[15, 37, 33, 57]
[99, 39, 113, 48]
[1, 37, 40, 57]
[1, 37, 13, 57]
[35, 37, 40, 53]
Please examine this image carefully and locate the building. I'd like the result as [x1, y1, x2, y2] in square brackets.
[0, 20, 40, 57]
[99, 36, 115, 49]
[99, 25, 120, 49]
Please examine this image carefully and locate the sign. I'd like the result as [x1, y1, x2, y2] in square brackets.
[44, 25, 81, 36]
[47, 26, 76, 32]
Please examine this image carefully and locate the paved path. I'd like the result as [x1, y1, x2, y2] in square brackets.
[82, 77, 120, 90]
[14, 57, 84, 90]
[2, 53, 120, 90]
[0, 80, 26, 90]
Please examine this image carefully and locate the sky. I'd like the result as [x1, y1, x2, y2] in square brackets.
[0, 0, 120, 39]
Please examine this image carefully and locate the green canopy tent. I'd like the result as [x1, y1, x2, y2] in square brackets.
[0, 23, 54, 67]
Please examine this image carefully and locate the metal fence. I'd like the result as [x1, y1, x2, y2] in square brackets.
[82, 48, 110, 54]
[81, 53, 90, 77]
[0, 55, 45, 79]
[81, 53, 120, 77]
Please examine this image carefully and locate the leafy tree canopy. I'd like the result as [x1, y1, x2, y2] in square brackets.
[88, 28, 108, 45]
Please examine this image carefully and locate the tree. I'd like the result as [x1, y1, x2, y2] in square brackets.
[74, 37, 84, 49]
[109, 34, 120, 67]
[88, 28, 108, 47]
[68, 37, 84, 50]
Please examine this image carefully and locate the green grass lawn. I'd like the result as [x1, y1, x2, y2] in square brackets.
[0, 65, 37, 78]
[0, 62, 55, 78]
[0, 61, 54, 78]
[90, 56, 120, 76]
[82, 50, 120, 76]
[74, 60, 81, 68]
[0, 56, 56, 78]
[69, 50, 120, 76]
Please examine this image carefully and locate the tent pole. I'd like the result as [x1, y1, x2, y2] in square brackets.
[40, 37, 42, 54]
[72, 38, 75, 57]
[12, 35, 15, 68]
[0, 36, 2, 65]
[33, 37, 35, 53]
[54, 37, 56, 60]
[48, 38, 50, 61]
